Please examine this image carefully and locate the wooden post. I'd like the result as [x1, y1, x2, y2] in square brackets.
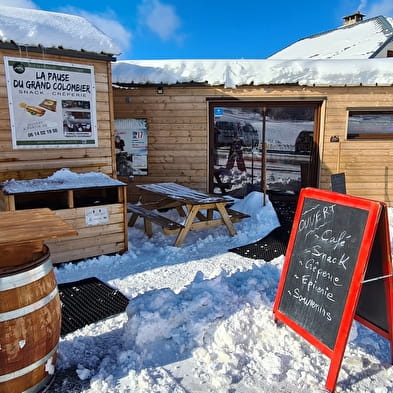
[262, 107, 267, 206]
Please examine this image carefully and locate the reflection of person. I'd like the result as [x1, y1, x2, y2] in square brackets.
[114, 134, 133, 177]
[115, 135, 125, 151]
[116, 152, 133, 177]
[226, 132, 246, 171]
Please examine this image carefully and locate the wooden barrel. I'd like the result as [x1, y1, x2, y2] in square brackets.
[0, 246, 61, 393]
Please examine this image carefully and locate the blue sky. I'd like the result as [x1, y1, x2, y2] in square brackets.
[2, 0, 393, 59]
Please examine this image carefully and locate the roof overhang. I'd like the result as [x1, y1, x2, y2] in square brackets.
[0, 41, 117, 62]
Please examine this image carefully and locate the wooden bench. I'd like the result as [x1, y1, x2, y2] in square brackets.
[226, 208, 251, 222]
[128, 203, 184, 237]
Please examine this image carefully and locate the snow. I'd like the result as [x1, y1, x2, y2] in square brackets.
[48, 171, 393, 393]
[268, 16, 393, 60]
[111, 58, 393, 89]
[0, 6, 120, 55]
[1, 168, 125, 194]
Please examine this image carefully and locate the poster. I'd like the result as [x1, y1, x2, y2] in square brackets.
[4, 56, 98, 149]
[114, 118, 148, 176]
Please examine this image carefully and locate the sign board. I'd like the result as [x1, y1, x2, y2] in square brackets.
[331, 173, 346, 194]
[4, 57, 98, 149]
[85, 207, 109, 226]
[214, 107, 223, 117]
[273, 188, 393, 392]
[114, 118, 148, 176]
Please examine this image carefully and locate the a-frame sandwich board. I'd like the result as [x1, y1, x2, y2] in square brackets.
[273, 187, 393, 392]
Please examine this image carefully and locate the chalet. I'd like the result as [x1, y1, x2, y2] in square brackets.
[111, 12, 393, 205]
[0, 6, 128, 263]
[112, 57, 393, 205]
[1, 6, 393, 211]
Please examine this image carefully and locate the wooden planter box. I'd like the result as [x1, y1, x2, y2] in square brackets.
[0, 175, 128, 264]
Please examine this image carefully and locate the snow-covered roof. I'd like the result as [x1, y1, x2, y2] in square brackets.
[268, 15, 393, 60]
[0, 6, 120, 56]
[111, 58, 393, 89]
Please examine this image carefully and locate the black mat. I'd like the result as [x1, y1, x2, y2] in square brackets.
[229, 194, 297, 261]
[58, 277, 129, 336]
[229, 226, 290, 261]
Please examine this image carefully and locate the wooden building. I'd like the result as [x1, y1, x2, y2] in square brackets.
[0, 7, 128, 262]
[0, 51, 116, 180]
[112, 59, 393, 205]
[0, 9, 119, 180]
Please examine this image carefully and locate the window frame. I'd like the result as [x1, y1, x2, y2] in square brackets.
[347, 110, 393, 140]
[208, 100, 322, 194]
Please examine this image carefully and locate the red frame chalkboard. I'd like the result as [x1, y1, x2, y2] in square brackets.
[273, 187, 393, 392]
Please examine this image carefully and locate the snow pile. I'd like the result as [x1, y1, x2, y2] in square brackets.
[54, 191, 393, 393]
[1, 168, 125, 193]
[0, 6, 120, 55]
[112, 58, 393, 89]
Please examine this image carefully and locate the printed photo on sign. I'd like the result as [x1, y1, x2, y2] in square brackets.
[114, 118, 148, 177]
[4, 56, 98, 149]
[63, 100, 92, 137]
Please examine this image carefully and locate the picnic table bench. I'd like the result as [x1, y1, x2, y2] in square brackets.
[128, 203, 184, 237]
[128, 183, 250, 246]
[226, 208, 250, 222]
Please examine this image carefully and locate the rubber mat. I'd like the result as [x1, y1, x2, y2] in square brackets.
[229, 226, 290, 261]
[58, 277, 129, 336]
[229, 195, 297, 261]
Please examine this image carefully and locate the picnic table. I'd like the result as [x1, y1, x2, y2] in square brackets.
[128, 182, 249, 246]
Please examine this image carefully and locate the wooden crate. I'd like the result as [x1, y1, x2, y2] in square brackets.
[0, 177, 128, 264]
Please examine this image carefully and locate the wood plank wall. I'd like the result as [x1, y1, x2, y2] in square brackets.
[114, 86, 209, 202]
[0, 49, 116, 181]
[114, 84, 393, 205]
[321, 86, 393, 204]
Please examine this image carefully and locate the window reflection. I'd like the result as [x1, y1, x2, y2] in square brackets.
[348, 112, 393, 139]
[212, 105, 316, 197]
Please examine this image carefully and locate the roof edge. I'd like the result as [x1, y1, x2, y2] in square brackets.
[0, 41, 117, 62]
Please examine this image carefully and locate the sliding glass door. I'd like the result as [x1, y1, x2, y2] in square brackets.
[209, 102, 320, 198]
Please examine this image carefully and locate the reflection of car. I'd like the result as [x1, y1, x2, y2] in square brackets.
[295, 131, 313, 154]
[215, 120, 259, 147]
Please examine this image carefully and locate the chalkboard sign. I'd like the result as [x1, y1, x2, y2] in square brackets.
[273, 188, 393, 392]
[331, 173, 346, 194]
[278, 197, 368, 350]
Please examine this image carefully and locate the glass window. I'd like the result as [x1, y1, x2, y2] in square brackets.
[211, 103, 318, 197]
[347, 111, 393, 139]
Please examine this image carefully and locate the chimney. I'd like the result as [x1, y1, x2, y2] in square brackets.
[343, 11, 365, 26]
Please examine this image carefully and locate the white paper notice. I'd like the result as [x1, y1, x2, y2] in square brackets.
[85, 207, 109, 226]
